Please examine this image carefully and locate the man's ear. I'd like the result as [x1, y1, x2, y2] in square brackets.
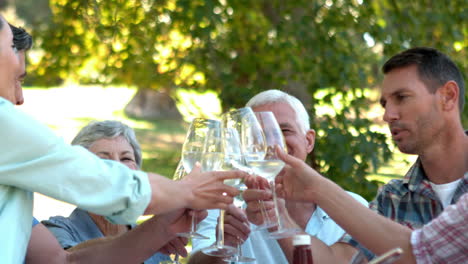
[305, 129, 316, 154]
[438, 80, 459, 112]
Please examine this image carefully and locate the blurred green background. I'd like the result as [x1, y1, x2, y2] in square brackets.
[6, 0, 465, 201]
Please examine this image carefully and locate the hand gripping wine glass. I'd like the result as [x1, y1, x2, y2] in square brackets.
[200, 125, 239, 258]
[222, 107, 277, 230]
[176, 118, 221, 239]
[251, 111, 301, 239]
[222, 194, 255, 263]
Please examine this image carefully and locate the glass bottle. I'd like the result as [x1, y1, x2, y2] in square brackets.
[292, 235, 313, 264]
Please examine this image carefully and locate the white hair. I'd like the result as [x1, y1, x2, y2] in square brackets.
[72, 120, 142, 168]
[246, 89, 310, 134]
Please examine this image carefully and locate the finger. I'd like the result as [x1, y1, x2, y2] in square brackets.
[244, 200, 275, 225]
[214, 170, 247, 181]
[226, 205, 248, 222]
[159, 246, 171, 255]
[245, 200, 275, 215]
[224, 218, 250, 239]
[275, 173, 284, 185]
[193, 210, 208, 222]
[256, 176, 271, 190]
[161, 242, 176, 255]
[220, 185, 241, 197]
[191, 162, 202, 173]
[275, 183, 285, 198]
[244, 174, 257, 188]
[173, 238, 188, 257]
[276, 145, 303, 167]
[242, 189, 272, 202]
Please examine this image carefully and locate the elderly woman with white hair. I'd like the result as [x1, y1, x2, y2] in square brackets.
[43, 120, 175, 264]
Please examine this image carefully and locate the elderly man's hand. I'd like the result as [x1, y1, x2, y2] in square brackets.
[242, 176, 277, 226]
[158, 237, 188, 257]
[156, 209, 207, 257]
[221, 204, 251, 247]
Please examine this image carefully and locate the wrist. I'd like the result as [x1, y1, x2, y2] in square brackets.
[311, 178, 336, 204]
[176, 179, 194, 209]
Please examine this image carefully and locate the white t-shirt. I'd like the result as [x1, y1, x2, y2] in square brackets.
[430, 179, 462, 208]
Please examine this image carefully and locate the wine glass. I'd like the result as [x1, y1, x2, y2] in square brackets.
[200, 125, 238, 257]
[176, 118, 220, 239]
[222, 192, 256, 263]
[219, 126, 255, 262]
[251, 111, 301, 239]
[222, 107, 276, 230]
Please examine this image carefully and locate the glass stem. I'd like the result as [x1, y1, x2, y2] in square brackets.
[216, 209, 225, 247]
[270, 181, 283, 230]
[254, 175, 273, 226]
[236, 242, 242, 261]
[190, 214, 197, 233]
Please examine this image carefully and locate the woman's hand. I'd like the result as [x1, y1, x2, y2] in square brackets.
[180, 164, 246, 210]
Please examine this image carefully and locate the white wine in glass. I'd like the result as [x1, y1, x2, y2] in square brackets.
[177, 118, 221, 239]
[199, 122, 239, 258]
[254, 111, 301, 239]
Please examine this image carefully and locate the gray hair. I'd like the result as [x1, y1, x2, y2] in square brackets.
[246, 89, 310, 134]
[72, 120, 142, 168]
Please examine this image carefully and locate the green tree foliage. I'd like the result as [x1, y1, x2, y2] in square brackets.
[26, 0, 466, 199]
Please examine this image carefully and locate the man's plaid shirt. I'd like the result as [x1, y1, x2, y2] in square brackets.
[341, 159, 468, 258]
[370, 159, 468, 228]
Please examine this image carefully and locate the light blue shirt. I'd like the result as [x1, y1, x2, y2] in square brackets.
[0, 98, 151, 263]
[193, 192, 368, 264]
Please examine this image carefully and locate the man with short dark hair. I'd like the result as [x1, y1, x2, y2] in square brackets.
[337, 47, 468, 261]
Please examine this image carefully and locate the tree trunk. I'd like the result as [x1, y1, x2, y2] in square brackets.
[124, 89, 182, 121]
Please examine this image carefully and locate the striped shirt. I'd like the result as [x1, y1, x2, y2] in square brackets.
[341, 159, 468, 258]
[411, 192, 468, 263]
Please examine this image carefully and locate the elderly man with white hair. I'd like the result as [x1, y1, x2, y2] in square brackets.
[188, 89, 368, 264]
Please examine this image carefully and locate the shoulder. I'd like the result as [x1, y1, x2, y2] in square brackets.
[41, 209, 92, 237]
[42, 215, 73, 229]
[374, 179, 408, 200]
[381, 179, 406, 192]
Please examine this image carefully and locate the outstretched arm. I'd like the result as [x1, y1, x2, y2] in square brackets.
[276, 147, 416, 264]
[27, 210, 206, 264]
[145, 165, 245, 215]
